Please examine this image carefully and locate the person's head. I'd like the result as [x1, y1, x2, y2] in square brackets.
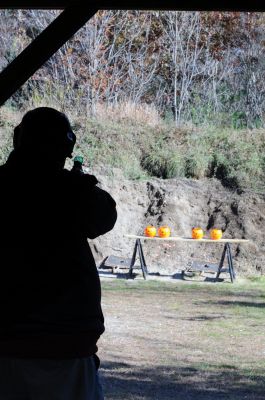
[13, 107, 76, 168]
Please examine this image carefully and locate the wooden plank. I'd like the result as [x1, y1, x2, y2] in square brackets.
[125, 235, 249, 244]
[186, 262, 228, 273]
[103, 255, 132, 268]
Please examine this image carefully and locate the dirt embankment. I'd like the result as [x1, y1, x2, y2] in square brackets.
[89, 167, 265, 276]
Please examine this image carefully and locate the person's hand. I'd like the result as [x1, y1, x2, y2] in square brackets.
[81, 173, 98, 187]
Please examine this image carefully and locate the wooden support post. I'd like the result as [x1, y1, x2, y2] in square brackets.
[0, 3, 97, 106]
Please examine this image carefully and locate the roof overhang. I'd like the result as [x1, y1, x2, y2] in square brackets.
[0, 0, 264, 11]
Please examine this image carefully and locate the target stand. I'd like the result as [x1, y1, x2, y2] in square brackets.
[128, 239, 148, 279]
[126, 235, 249, 283]
[215, 242, 236, 283]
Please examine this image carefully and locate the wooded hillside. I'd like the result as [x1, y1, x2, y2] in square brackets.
[0, 11, 264, 192]
[1, 11, 265, 128]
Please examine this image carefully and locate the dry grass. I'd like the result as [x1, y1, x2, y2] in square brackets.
[0, 103, 264, 189]
[0, 107, 21, 163]
[93, 102, 162, 128]
[98, 277, 265, 400]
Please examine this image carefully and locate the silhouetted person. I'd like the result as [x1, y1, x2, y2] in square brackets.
[0, 107, 117, 399]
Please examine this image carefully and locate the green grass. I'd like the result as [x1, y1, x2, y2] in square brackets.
[0, 104, 264, 190]
[100, 276, 265, 399]
[101, 275, 265, 294]
[73, 112, 265, 189]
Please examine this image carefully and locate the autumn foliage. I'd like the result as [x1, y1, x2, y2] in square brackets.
[0, 10, 264, 128]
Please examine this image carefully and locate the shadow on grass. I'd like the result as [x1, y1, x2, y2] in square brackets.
[206, 300, 265, 308]
[181, 314, 226, 321]
[100, 361, 265, 400]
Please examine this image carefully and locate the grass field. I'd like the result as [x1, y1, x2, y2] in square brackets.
[98, 276, 265, 400]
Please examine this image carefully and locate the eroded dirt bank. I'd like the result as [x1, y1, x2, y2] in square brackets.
[89, 168, 265, 275]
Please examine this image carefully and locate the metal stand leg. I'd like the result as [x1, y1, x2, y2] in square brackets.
[215, 244, 227, 282]
[138, 239, 148, 280]
[128, 239, 149, 280]
[226, 243, 236, 282]
[128, 241, 138, 278]
[215, 243, 235, 283]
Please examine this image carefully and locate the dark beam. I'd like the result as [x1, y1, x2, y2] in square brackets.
[0, 4, 97, 106]
[0, 0, 263, 11]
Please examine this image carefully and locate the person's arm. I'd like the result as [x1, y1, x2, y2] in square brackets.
[75, 174, 117, 239]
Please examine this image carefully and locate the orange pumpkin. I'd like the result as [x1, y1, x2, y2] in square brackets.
[144, 225, 156, 237]
[158, 226, 171, 238]
[210, 228, 223, 240]
[192, 227, 204, 240]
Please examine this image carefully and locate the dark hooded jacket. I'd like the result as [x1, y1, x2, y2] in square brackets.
[0, 151, 117, 358]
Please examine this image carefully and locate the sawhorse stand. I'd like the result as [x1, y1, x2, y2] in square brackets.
[128, 239, 148, 279]
[128, 238, 237, 283]
[215, 243, 236, 283]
